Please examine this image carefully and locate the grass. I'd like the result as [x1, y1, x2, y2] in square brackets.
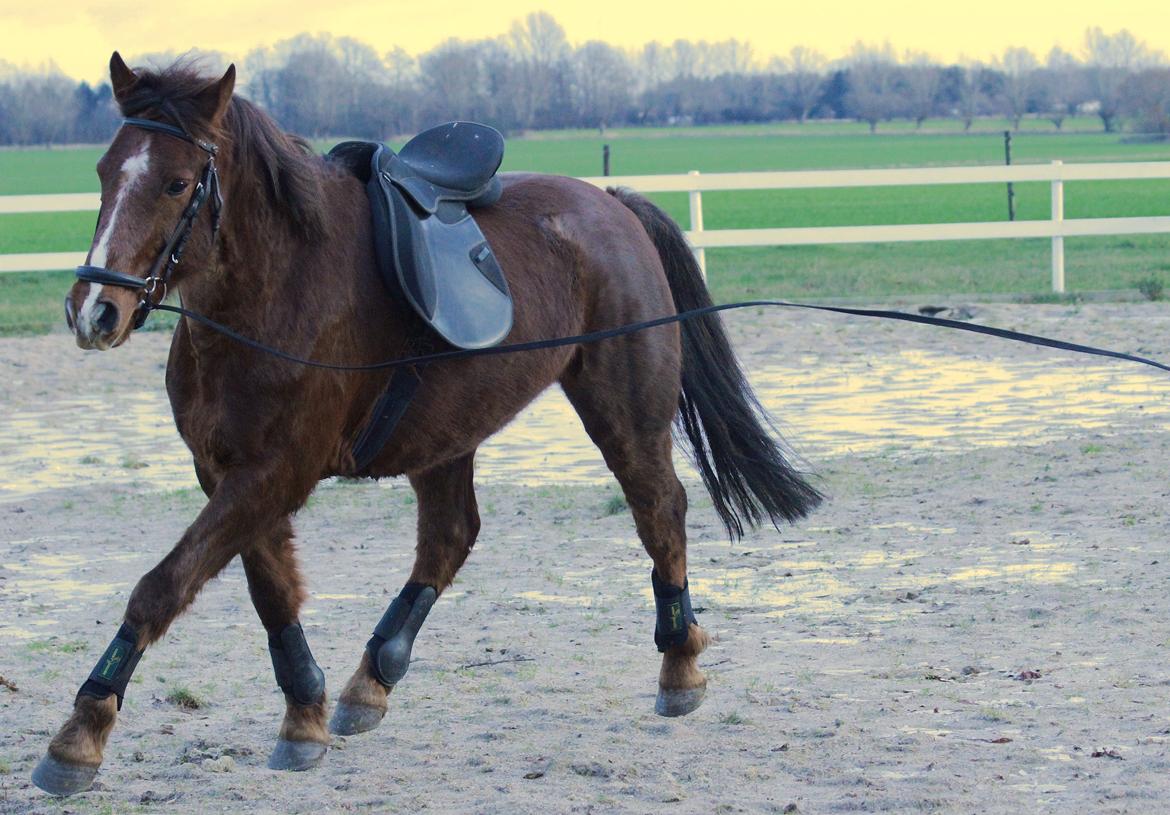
[164, 685, 205, 709]
[3, 119, 1169, 334]
[601, 494, 627, 516]
[25, 638, 88, 654]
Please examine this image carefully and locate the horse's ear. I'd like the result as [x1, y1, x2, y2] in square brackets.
[195, 64, 235, 124]
[109, 51, 138, 102]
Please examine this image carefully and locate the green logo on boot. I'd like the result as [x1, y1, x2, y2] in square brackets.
[98, 643, 126, 680]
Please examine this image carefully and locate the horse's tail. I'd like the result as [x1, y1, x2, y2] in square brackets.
[608, 186, 823, 539]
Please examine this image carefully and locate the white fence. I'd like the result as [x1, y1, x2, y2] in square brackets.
[5, 161, 1170, 292]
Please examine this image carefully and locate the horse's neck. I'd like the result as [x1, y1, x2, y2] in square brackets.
[180, 154, 316, 322]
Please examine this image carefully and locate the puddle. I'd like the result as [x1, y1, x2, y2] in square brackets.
[1, 552, 128, 600]
[942, 562, 1077, 584]
[1, 350, 1167, 500]
[756, 349, 1170, 456]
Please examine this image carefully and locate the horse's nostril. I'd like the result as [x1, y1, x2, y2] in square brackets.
[94, 301, 120, 335]
[64, 296, 76, 331]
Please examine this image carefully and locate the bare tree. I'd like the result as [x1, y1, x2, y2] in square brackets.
[637, 42, 673, 91]
[774, 46, 826, 123]
[994, 46, 1038, 130]
[952, 60, 987, 131]
[1083, 27, 1163, 131]
[1122, 67, 1170, 137]
[844, 41, 900, 133]
[507, 11, 571, 128]
[902, 50, 942, 128]
[1035, 47, 1084, 130]
[573, 41, 633, 130]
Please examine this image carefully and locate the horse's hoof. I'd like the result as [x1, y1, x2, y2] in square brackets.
[31, 753, 99, 797]
[328, 702, 385, 736]
[655, 685, 706, 717]
[267, 739, 327, 771]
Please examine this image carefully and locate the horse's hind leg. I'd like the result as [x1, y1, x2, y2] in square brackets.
[331, 453, 480, 735]
[241, 519, 328, 770]
[561, 349, 711, 717]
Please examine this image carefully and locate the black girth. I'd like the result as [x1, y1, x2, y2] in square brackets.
[75, 117, 222, 328]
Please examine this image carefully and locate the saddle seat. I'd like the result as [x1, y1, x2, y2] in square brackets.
[330, 122, 512, 350]
[396, 121, 503, 196]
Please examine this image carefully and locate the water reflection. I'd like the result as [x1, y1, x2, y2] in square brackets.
[0, 350, 1166, 500]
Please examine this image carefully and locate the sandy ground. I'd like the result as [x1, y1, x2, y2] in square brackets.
[2, 302, 1170, 814]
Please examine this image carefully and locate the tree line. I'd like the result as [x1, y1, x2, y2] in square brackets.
[1, 16, 1167, 146]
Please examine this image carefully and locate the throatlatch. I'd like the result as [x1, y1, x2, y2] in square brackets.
[652, 570, 698, 652]
[78, 622, 145, 710]
[366, 582, 437, 688]
[268, 621, 326, 706]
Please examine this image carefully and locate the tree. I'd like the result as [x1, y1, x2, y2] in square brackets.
[573, 41, 633, 130]
[844, 42, 900, 133]
[901, 51, 942, 128]
[773, 46, 826, 122]
[507, 11, 570, 128]
[1122, 68, 1170, 137]
[1083, 27, 1162, 132]
[1034, 47, 1085, 130]
[995, 46, 1038, 130]
[949, 61, 988, 131]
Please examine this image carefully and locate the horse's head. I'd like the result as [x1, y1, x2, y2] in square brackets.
[68, 52, 235, 350]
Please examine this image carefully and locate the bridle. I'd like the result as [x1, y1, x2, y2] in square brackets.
[75, 117, 223, 328]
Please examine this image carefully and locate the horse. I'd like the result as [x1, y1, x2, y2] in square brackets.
[34, 52, 822, 796]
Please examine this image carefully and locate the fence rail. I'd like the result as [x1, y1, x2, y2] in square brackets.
[5, 161, 1170, 291]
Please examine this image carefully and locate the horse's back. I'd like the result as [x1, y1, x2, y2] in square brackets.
[483, 173, 676, 329]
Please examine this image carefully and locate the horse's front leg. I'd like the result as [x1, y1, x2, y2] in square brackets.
[241, 520, 328, 770]
[31, 468, 314, 796]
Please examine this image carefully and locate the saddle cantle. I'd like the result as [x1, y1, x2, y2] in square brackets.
[330, 122, 513, 350]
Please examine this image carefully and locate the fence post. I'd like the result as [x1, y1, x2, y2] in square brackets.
[688, 170, 706, 279]
[1051, 160, 1065, 293]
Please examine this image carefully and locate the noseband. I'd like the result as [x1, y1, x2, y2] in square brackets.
[75, 117, 222, 328]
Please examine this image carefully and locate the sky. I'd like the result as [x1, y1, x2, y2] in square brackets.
[2, 0, 1167, 82]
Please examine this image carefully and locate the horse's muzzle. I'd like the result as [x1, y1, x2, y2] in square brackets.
[73, 296, 123, 350]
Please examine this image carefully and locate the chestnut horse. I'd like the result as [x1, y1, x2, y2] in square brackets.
[35, 53, 821, 795]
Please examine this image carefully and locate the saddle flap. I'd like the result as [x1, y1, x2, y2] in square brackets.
[384, 185, 512, 349]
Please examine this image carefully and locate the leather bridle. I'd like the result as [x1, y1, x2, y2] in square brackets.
[75, 117, 223, 328]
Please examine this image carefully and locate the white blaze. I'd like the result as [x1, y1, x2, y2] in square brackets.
[79, 144, 151, 332]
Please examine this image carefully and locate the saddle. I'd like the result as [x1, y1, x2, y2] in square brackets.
[329, 122, 513, 350]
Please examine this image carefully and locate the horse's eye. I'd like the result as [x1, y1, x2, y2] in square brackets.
[166, 179, 189, 196]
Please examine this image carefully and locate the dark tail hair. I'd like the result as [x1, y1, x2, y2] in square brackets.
[609, 187, 823, 539]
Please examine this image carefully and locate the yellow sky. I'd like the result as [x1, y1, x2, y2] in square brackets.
[3, 0, 1167, 82]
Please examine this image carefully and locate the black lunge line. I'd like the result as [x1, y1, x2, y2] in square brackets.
[149, 299, 1170, 375]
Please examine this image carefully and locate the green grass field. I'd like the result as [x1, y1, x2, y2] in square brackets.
[2, 118, 1169, 334]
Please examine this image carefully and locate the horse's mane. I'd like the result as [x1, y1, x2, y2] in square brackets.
[116, 59, 328, 243]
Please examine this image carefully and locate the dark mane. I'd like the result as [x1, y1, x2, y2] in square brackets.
[117, 59, 328, 243]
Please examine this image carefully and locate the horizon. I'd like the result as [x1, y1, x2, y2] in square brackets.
[2, 0, 1168, 84]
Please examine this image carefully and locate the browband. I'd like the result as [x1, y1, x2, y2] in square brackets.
[121, 117, 217, 155]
